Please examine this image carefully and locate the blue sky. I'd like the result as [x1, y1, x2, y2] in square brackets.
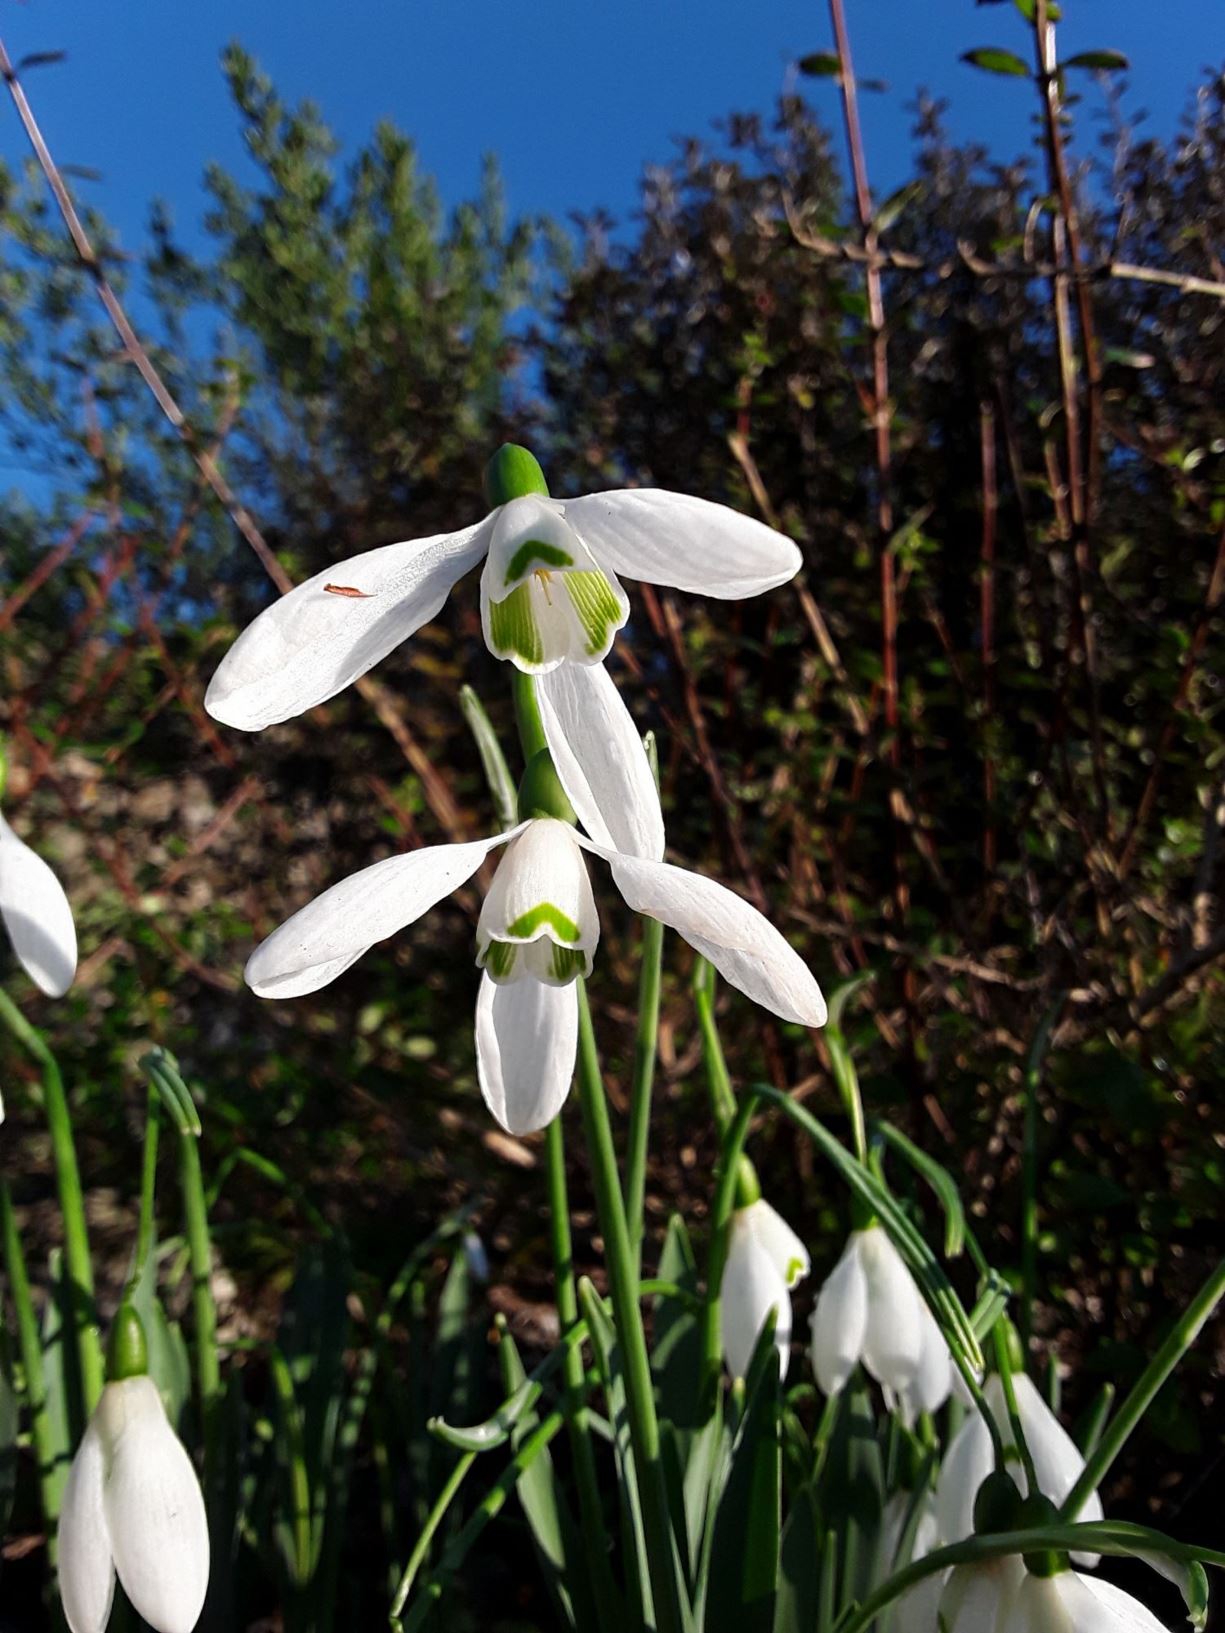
[0, 0, 1219, 265]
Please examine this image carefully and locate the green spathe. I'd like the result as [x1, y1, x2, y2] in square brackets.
[106, 1300, 149, 1382]
[484, 443, 550, 508]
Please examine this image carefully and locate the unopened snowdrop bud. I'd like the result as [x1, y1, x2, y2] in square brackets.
[809, 1225, 953, 1411]
[59, 1306, 209, 1633]
[720, 1199, 810, 1381]
[1004, 1567, 1173, 1632]
[937, 1371, 1103, 1566]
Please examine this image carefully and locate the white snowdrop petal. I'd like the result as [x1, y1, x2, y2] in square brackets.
[205, 520, 493, 730]
[909, 1296, 955, 1416]
[1069, 1574, 1172, 1633]
[1004, 1573, 1076, 1633]
[536, 662, 665, 862]
[742, 1198, 810, 1288]
[563, 489, 803, 598]
[576, 841, 825, 1026]
[937, 1402, 1001, 1547]
[721, 1216, 792, 1381]
[58, 1420, 116, 1633]
[809, 1237, 869, 1396]
[859, 1229, 925, 1394]
[940, 1558, 1023, 1633]
[100, 1378, 209, 1633]
[475, 972, 578, 1134]
[0, 813, 77, 997]
[246, 826, 524, 998]
[1012, 1373, 1103, 1566]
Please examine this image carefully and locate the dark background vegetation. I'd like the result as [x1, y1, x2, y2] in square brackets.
[1, 28, 1223, 1630]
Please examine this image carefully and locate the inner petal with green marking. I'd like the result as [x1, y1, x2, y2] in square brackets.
[475, 817, 601, 988]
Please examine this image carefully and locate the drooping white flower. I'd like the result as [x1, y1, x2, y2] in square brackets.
[58, 1375, 209, 1633]
[936, 1373, 1103, 1565]
[808, 1226, 952, 1411]
[719, 1199, 810, 1380]
[204, 456, 802, 732]
[244, 677, 825, 1135]
[879, 1489, 946, 1633]
[1002, 1568, 1172, 1633]
[0, 810, 77, 998]
[937, 1556, 1025, 1633]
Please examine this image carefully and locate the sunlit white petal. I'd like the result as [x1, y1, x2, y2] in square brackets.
[58, 1419, 116, 1633]
[1062, 1574, 1171, 1633]
[576, 840, 825, 1026]
[937, 1399, 997, 1546]
[810, 1236, 869, 1396]
[0, 813, 77, 997]
[475, 972, 579, 1135]
[721, 1213, 792, 1380]
[940, 1558, 1024, 1633]
[205, 520, 493, 731]
[858, 1228, 924, 1393]
[903, 1295, 955, 1419]
[537, 663, 664, 861]
[246, 826, 524, 998]
[741, 1199, 810, 1289]
[1010, 1374, 1103, 1566]
[98, 1377, 209, 1633]
[563, 489, 803, 598]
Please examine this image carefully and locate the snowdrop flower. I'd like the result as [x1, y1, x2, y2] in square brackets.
[204, 443, 802, 732]
[720, 1199, 810, 1380]
[59, 1312, 209, 1633]
[937, 1372, 1103, 1565]
[1002, 1568, 1172, 1633]
[244, 675, 824, 1135]
[808, 1225, 952, 1412]
[0, 808, 77, 998]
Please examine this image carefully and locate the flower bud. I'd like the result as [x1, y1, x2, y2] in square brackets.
[484, 443, 550, 508]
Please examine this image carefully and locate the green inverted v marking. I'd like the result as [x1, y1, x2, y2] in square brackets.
[505, 540, 572, 583]
[505, 902, 581, 943]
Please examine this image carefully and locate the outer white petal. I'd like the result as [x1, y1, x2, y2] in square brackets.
[58, 1419, 116, 1633]
[577, 841, 825, 1026]
[880, 1492, 945, 1633]
[906, 1296, 954, 1418]
[246, 826, 524, 998]
[720, 1214, 793, 1381]
[563, 489, 803, 598]
[937, 1399, 999, 1546]
[809, 1235, 869, 1395]
[1003, 1573, 1076, 1633]
[1011, 1373, 1103, 1567]
[858, 1228, 924, 1394]
[205, 519, 493, 730]
[475, 972, 578, 1134]
[536, 663, 664, 862]
[477, 820, 598, 964]
[0, 813, 77, 997]
[1063, 1574, 1171, 1633]
[941, 1558, 1023, 1633]
[98, 1377, 209, 1633]
[741, 1199, 810, 1289]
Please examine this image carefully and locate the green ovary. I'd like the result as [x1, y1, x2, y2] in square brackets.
[563, 569, 624, 656]
[487, 582, 543, 665]
[505, 902, 581, 943]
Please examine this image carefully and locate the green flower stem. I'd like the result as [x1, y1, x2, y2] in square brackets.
[1021, 1002, 1060, 1347]
[1059, 1255, 1225, 1523]
[0, 1178, 63, 1545]
[624, 911, 664, 1269]
[133, 1086, 160, 1274]
[699, 1094, 756, 1416]
[574, 980, 686, 1633]
[178, 1115, 220, 1473]
[510, 669, 548, 763]
[268, 1346, 315, 1586]
[825, 1017, 868, 1166]
[394, 1410, 567, 1632]
[693, 957, 737, 1132]
[993, 1323, 1039, 1493]
[0, 987, 103, 1424]
[544, 1117, 620, 1633]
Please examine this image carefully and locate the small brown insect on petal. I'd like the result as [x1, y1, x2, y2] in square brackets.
[323, 583, 374, 598]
